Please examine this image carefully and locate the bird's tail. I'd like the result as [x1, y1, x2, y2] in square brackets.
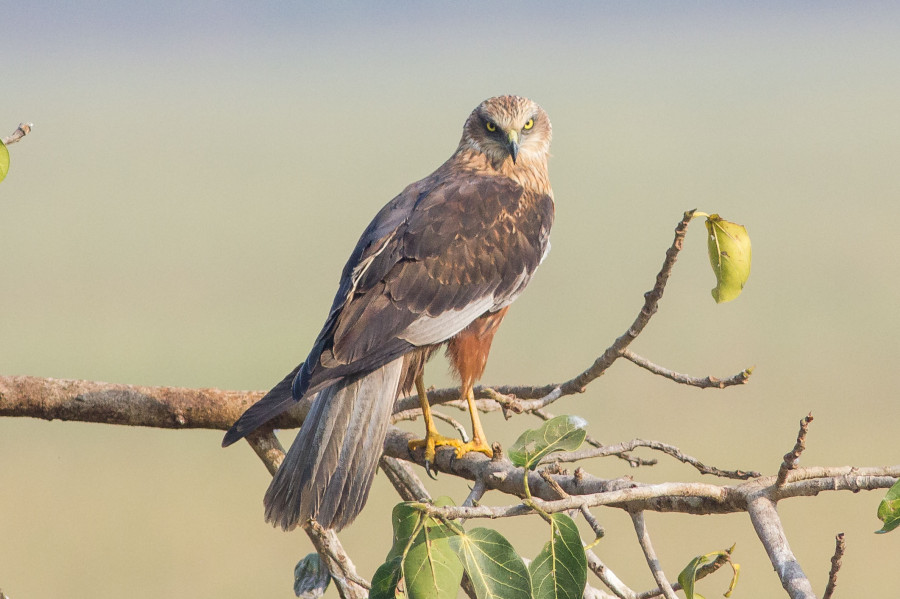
[264, 357, 404, 531]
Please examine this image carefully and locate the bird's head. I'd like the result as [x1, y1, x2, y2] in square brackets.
[460, 95, 552, 168]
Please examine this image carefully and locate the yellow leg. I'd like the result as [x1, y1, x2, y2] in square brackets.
[408, 374, 465, 466]
[407, 376, 494, 466]
[459, 384, 493, 458]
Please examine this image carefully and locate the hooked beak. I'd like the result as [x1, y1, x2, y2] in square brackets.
[506, 129, 519, 164]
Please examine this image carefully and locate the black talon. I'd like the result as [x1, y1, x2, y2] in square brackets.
[425, 459, 439, 480]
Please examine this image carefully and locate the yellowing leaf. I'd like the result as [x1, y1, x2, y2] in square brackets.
[0, 141, 9, 183]
[705, 215, 751, 303]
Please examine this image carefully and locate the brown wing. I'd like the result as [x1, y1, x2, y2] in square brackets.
[222, 171, 553, 446]
[296, 172, 553, 397]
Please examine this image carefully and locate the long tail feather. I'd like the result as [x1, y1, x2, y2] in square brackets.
[263, 358, 403, 531]
[221, 365, 300, 447]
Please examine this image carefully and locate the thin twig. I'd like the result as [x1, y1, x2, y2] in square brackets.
[622, 349, 752, 389]
[822, 533, 845, 599]
[2, 122, 33, 145]
[580, 505, 605, 539]
[549, 438, 760, 479]
[585, 549, 637, 599]
[534, 407, 653, 467]
[777, 413, 814, 487]
[631, 511, 678, 599]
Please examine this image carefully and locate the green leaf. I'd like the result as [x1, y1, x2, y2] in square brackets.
[0, 140, 8, 184]
[508, 415, 588, 470]
[876, 478, 900, 533]
[293, 553, 331, 598]
[373, 502, 464, 599]
[387, 504, 424, 561]
[449, 527, 531, 599]
[677, 546, 739, 599]
[529, 513, 587, 599]
[705, 214, 751, 303]
[403, 515, 464, 599]
[370, 557, 404, 599]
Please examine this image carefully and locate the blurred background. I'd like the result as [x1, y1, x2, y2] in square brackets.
[2, 1, 899, 597]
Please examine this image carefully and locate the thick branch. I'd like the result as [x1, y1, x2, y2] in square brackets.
[747, 490, 816, 599]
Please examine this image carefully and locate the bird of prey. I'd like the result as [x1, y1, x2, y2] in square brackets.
[223, 95, 554, 531]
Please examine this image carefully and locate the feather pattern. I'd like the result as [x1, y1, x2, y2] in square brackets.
[223, 95, 555, 531]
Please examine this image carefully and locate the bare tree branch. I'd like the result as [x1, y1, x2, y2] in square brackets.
[586, 549, 637, 599]
[747, 489, 816, 599]
[777, 413, 814, 487]
[621, 349, 752, 389]
[533, 407, 654, 467]
[545, 438, 760, 480]
[631, 511, 678, 599]
[246, 430, 285, 475]
[304, 521, 370, 599]
[822, 532, 845, 599]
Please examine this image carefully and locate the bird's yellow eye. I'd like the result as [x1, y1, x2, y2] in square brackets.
[523, 118, 534, 130]
[486, 121, 497, 132]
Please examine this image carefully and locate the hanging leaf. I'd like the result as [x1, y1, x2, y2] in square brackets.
[705, 214, 751, 303]
[876, 479, 900, 534]
[449, 527, 531, 599]
[403, 514, 464, 599]
[0, 140, 9, 184]
[293, 553, 331, 598]
[529, 513, 587, 599]
[508, 415, 588, 470]
[677, 545, 739, 599]
[371, 501, 464, 599]
[370, 557, 404, 599]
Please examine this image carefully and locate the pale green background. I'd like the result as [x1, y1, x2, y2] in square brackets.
[2, 2, 899, 597]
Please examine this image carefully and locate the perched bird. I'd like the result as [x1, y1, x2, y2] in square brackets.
[223, 95, 554, 531]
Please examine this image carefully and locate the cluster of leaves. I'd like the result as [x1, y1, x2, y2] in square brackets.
[295, 416, 743, 598]
[369, 415, 589, 599]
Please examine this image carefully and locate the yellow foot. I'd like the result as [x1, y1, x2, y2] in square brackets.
[455, 439, 494, 459]
[408, 434, 493, 464]
[408, 432, 464, 465]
